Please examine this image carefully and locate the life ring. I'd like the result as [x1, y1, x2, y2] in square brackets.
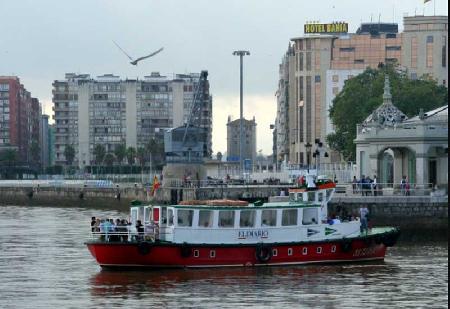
[180, 243, 191, 258]
[137, 242, 151, 255]
[341, 239, 352, 253]
[255, 244, 272, 263]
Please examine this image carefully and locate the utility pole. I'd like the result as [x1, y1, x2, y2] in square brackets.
[232, 50, 250, 178]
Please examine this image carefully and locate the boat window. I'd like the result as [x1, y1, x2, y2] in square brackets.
[288, 248, 293, 256]
[144, 207, 151, 222]
[318, 192, 324, 202]
[194, 250, 199, 257]
[168, 209, 174, 226]
[282, 209, 298, 226]
[302, 247, 308, 255]
[289, 192, 296, 202]
[177, 209, 193, 227]
[307, 192, 316, 202]
[317, 247, 322, 254]
[302, 208, 318, 225]
[161, 207, 167, 224]
[138, 207, 145, 221]
[272, 249, 278, 256]
[218, 210, 235, 228]
[331, 245, 336, 253]
[261, 209, 277, 226]
[210, 250, 216, 258]
[131, 208, 138, 225]
[198, 210, 213, 228]
[240, 210, 255, 227]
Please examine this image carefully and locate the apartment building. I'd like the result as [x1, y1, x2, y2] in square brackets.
[53, 72, 212, 168]
[0, 76, 42, 165]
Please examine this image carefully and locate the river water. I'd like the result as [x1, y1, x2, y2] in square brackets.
[0, 205, 447, 308]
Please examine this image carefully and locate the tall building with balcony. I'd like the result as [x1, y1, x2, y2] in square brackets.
[0, 76, 42, 166]
[53, 72, 213, 168]
[226, 116, 257, 165]
[275, 45, 294, 164]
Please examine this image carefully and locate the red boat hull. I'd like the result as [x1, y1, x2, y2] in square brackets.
[86, 238, 389, 268]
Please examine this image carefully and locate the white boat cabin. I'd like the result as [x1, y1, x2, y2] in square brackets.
[129, 187, 361, 245]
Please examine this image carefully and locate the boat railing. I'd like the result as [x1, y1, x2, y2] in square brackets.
[90, 227, 159, 243]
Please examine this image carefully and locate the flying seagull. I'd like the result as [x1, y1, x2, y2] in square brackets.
[113, 41, 164, 65]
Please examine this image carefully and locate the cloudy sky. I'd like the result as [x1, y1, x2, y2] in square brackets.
[0, 0, 447, 155]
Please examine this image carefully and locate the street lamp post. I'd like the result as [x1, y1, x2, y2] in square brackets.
[232, 50, 250, 178]
[305, 142, 312, 172]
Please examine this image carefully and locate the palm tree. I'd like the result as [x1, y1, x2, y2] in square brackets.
[126, 147, 136, 172]
[146, 138, 165, 170]
[93, 144, 105, 174]
[114, 143, 127, 174]
[64, 145, 75, 166]
[136, 147, 146, 181]
[104, 153, 115, 168]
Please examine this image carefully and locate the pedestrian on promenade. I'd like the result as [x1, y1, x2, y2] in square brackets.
[400, 175, 406, 195]
[352, 176, 357, 194]
[372, 175, 378, 196]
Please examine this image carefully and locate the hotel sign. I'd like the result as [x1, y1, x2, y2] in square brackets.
[304, 22, 348, 34]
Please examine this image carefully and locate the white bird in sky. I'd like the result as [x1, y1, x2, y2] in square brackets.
[113, 41, 164, 66]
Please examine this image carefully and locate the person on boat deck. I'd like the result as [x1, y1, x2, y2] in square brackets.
[91, 217, 96, 232]
[359, 206, 369, 234]
[136, 220, 144, 239]
[261, 220, 268, 227]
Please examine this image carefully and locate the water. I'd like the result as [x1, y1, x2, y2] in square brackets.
[0, 206, 447, 308]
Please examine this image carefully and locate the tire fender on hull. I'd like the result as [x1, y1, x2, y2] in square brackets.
[255, 244, 272, 263]
[341, 239, 352, 253]
[137, 242, 152, 255]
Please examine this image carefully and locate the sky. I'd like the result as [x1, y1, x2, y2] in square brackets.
[0, 0, 447, 155]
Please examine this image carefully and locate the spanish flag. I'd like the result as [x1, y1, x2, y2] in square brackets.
[151, 176, 160, 196]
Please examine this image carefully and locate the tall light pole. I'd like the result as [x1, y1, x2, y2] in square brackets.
[232, 50, 250, 178]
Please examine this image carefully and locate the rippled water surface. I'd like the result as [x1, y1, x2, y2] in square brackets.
[0, 206, 447, 308]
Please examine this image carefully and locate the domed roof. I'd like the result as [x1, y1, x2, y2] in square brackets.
[363, 75, 407, 126]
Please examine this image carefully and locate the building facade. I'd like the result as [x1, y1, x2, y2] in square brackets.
[53, 72, 212, 168]
[226, 117, 257, 165]
[0, 76, 42, 166]
[401, 15, 448, 86]
[40, 114, 50, 169]
[278, 16, 448, 165]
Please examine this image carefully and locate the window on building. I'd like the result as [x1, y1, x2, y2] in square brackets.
[239, 210, 255, 227]
[306, 39, 311, 50]
[261, 209, 277, 226]
[442, 36, 447, 68]
[354, 59, 365, 64]
[306, 53, 312, 71]
[281, 209, 297, 226]
[332, 75, 339, 82]
[427, 35, 434, 43]
[339, 47, 355, 52]
[298, 52, 303, 71]
[315, 75, 321, 83]
[385, 46, 401, 51]
[332, 87, 339, 95]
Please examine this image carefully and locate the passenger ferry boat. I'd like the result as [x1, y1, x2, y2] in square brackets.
[86, 176, 399, 268]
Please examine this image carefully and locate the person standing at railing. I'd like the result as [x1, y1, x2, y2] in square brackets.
[372, 175, 378, 196]
[359, 206, 369, 234]
[400, 176, 407, 195]
[352, 176, 357, 194]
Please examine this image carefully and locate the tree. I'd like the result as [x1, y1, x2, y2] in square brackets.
[126, 147, 136, 165]
[104, 153, 115, 167]
[136, 147, 147, 168]
[146, 138, 165, 170]
[30, 141, 40, 165]
[114, 143, 127, 165]
[94, 144, 105, 165]
[327, 66, 448, 161]
[64, 145, 75, 166]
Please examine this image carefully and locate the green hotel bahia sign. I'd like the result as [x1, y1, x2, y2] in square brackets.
[304, 22, 348, 34]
